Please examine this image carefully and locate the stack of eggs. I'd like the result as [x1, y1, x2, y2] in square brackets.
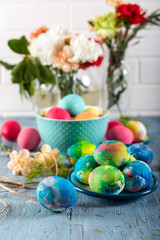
[105, 120, 148, 145]
[43, 94, 101, 120]
[67, 140, 153, 195]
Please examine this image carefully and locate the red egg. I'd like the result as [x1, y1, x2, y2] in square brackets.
[46, 107, 71, 120]
[1, 120, 21, 141]
[105, 120, 123, 137]
[17, 128, 41, 151]
[107, 125, 134, 145]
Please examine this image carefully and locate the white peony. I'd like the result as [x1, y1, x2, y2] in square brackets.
[28, 30, 65, 65]
[69, 34, 103, 63]
[51, 25, 74, 39]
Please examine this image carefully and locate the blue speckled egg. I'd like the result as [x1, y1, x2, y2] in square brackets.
[128, 143, 153, 165]
[122, 160, 152, 192]
[74, 155, 99, 184]
[36, 176, 78, 212]
[60, 94, 85, 117]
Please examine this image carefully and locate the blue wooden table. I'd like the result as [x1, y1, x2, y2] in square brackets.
[0, 117, 159, 240]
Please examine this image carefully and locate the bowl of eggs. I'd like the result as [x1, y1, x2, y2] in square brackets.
[36, 94, 109, 155]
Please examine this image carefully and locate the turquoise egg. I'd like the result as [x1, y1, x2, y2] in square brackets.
[74, 155, 99, 184]
[122, 160, 152, 192]
[36, 176, 78, 212]
[89, 165, 125, 195]
[67, 141, 96, 165]
[60, 94, 85, 117]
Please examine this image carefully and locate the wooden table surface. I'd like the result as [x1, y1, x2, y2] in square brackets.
[0, 117, 159, 240]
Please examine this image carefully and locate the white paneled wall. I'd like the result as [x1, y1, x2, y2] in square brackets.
[0, 0, 160, 117]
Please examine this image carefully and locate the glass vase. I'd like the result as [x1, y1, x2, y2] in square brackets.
[106, 50, 131, 115]
[32, 83, 59, 110]
[56, 71, 75, 99]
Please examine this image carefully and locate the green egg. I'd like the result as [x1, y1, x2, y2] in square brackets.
[94, 140, 131, 168]
[74, 155, 99, 184]
[89, 165, 125, 195]
[67, 141, 96, 165]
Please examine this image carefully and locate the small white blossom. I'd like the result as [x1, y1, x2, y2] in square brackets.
[69, 34, 103, 63]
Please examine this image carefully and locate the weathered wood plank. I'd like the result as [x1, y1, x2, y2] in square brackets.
[0, 117, 159, 240]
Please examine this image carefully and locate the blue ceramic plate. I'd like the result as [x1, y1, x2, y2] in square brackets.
[67, 171, 158, 200]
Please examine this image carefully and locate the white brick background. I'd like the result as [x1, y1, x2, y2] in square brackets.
[0, 0, 160, 117]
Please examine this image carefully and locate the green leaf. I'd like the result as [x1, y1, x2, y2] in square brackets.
[29, 58, 40, 77]
[11, 76, 23, 84]
[10, 56, 56, 97]
[88, 20, 94, 26]
[0, 60, 15, 70]
[35, 58, 56, 85]
[8, 36, 30, 54]
[11, 59, 26, 78]
[28, 80, 35, 96]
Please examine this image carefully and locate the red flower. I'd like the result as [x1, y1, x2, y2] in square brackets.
[116, 4, 147, 25]
[80, 56, 103, 69]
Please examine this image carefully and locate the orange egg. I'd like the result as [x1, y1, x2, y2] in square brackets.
[74, 112, 98, 120]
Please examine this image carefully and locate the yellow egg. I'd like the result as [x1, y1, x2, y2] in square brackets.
[126, 120, 147, 142]
[43, 110, 48, 117]
[84, 107, 100, 117]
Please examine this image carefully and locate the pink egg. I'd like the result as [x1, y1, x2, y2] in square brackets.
[1, 120, 21, 141]
[107, 125, 134, 145]
[105, 120, 123, 137]
[46, 107, 71, 120]
[17, 128, 41, 151]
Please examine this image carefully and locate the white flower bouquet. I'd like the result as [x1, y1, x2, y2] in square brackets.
[0, 25, 103, 98]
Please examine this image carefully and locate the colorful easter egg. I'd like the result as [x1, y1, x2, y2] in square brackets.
[125, 120, 147, 142]
[74, 112, 98, 120]
[89, 165, 125, 195]
[17, 128, 41, 151]
[36, 176, 78, 212]
[128, 143, 153, 165]
[67, 141, 96, 165]
[74, 155, 99, 184]
[94, 140, 132, 168]
[122, 160, 152, 192]
[105, 120, 123, 136]
[60, 94, 85, 117]
[107, 125, 134, 145]
[46, 107, 71, 120]
[1, 120, 21, 141]
[84, 107, 100, 117]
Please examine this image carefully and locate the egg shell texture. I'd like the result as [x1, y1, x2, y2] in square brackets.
[1, 120, 21, 141]
[122, 160, 152, 192]
[126, 120, 147, 142]
[36, 176, 78, 212]
[84, 108, 100, 117]
[74, 112, 98, 120]
[46, 107, 71, 120]
[60, 94, 85, 117]
[107, 125, 134, 145]
[17, 128, 41, 151]
[128, 143, 153, 165]
[94, 140, 131, 168]
[106, 120, 122, 136]
[89, 165, 125, 195]
[67, 141, 96, 165]
[74, 155, 99, 184]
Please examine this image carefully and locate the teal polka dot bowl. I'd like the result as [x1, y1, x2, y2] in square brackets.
[36, 106, 109, 156]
